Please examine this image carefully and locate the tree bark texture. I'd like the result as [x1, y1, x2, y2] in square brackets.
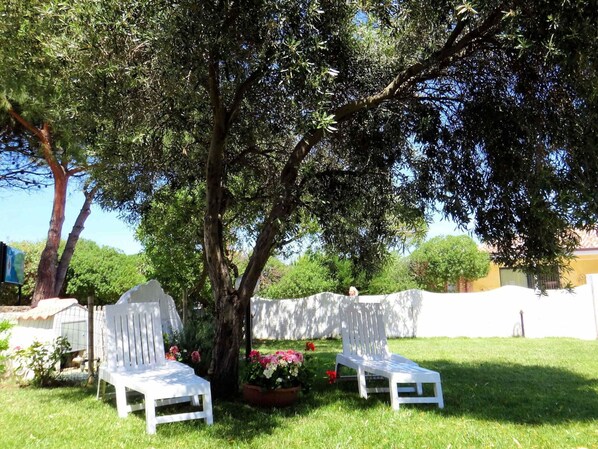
[54, 186, 97, 297]
[204, 95, 244, 396]
[32, 169, 67, 306]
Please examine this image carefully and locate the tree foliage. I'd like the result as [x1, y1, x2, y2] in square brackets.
[0, 0, 106, 303]
[24, 0, 598, 395]
[64, 240, 146, 305]
[410, 235, 490, 292]
[258, 254, 335, 299]
[367, 252, 420, 294]
[136, 186, 210, 310]
[0, 239, 146, 305]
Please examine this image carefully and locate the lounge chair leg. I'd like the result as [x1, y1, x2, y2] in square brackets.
[389, 376, 400, 410]
[96, 378, 104, 400]
[357, 366, 368, 399]
[435, 381, 444, 409]
[203, 391, 214, 425]
[144, 394, 157, 434]
[115, 385, 128, 418]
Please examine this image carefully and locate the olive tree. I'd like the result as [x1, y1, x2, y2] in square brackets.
[39, 0, 598, 396]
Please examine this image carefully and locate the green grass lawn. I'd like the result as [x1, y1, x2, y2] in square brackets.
[1, 338, 597, 449]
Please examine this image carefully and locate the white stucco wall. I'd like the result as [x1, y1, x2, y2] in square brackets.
[251, 282, 598, 340]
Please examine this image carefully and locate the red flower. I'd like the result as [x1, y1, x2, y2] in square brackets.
[165, 352, 176, 361]
[326, 370, 337, 384]
[305, 341, 316, 351]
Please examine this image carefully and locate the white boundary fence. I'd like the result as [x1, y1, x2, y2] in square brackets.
[251, 274, 598, 341]
[4, 275, 598, 355]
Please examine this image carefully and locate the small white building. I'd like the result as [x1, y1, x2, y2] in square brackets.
[11, 298, 88, 352]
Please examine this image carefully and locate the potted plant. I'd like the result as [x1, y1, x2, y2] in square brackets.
[241, 344, 315, 407]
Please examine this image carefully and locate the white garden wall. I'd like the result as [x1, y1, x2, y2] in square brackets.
[251, 274, 598, 340]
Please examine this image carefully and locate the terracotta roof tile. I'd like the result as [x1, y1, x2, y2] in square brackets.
[478, 229, 598, 253]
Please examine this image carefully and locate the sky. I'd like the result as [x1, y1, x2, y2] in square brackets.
[0, 186, 142, 254]
[0, 186, 467, 256]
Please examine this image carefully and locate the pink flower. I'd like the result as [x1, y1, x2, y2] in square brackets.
[191, 350, 201, 363]
[305, 341, 315, 351]
[169, 346, 180, 355]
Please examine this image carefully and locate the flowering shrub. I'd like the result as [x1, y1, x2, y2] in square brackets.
[165, 345, 201, 366]
[165, 345, 181, 361]
[13, 337, 71, 387]
[243, 347, 315, 391]
[163, 311, 213, 376]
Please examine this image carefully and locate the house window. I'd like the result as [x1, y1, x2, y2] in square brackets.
[499, 267, 561, 290]
[530, 267, 561, 290]
[499, 268, 528, 288]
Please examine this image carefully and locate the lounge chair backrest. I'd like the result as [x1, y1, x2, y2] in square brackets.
[104, 302, 166, 371]
[341, 302, 391, 360]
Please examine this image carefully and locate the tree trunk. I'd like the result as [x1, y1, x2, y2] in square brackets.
[32, 171, 68, 306]
[203, 102, 244, 395]
[54, 186, 97, 297]
[209, 281, 244, 397]
[6, 112, 89, 307]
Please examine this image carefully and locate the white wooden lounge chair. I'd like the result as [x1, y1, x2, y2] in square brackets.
[96, 302, 213, 434]
[335, 302, 444, 410]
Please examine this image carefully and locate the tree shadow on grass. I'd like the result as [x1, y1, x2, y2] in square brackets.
[433, 359, 598, 424]
[45, 348, 598, 443]
[331, 358, 598, 425]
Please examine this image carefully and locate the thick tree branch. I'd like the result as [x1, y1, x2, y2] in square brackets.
[207, 58, 223, 117]
[227, 68, 264, 128]
[336, 7, 505, 121]
[54, 185, 98, 295]
[6, 108, 47, 144]
[237, 5, 509, 303]
[66, 166, 88, 177]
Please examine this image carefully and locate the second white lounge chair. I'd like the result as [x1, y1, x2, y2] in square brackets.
[335, 302, 444, 410]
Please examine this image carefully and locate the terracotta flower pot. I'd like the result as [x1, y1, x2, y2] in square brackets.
[242, 384, 301, 408]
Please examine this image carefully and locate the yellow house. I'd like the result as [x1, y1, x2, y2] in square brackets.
[471, 231, 598, 292]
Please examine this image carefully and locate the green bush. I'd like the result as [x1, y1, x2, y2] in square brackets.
[366, 253, 420, 294]
[409, 235, 490, 292]
[65, 239, 147, 304]
[259, 254, 335, 299]
[0, 320, 13, 376]
[13, 337, 71, 387]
